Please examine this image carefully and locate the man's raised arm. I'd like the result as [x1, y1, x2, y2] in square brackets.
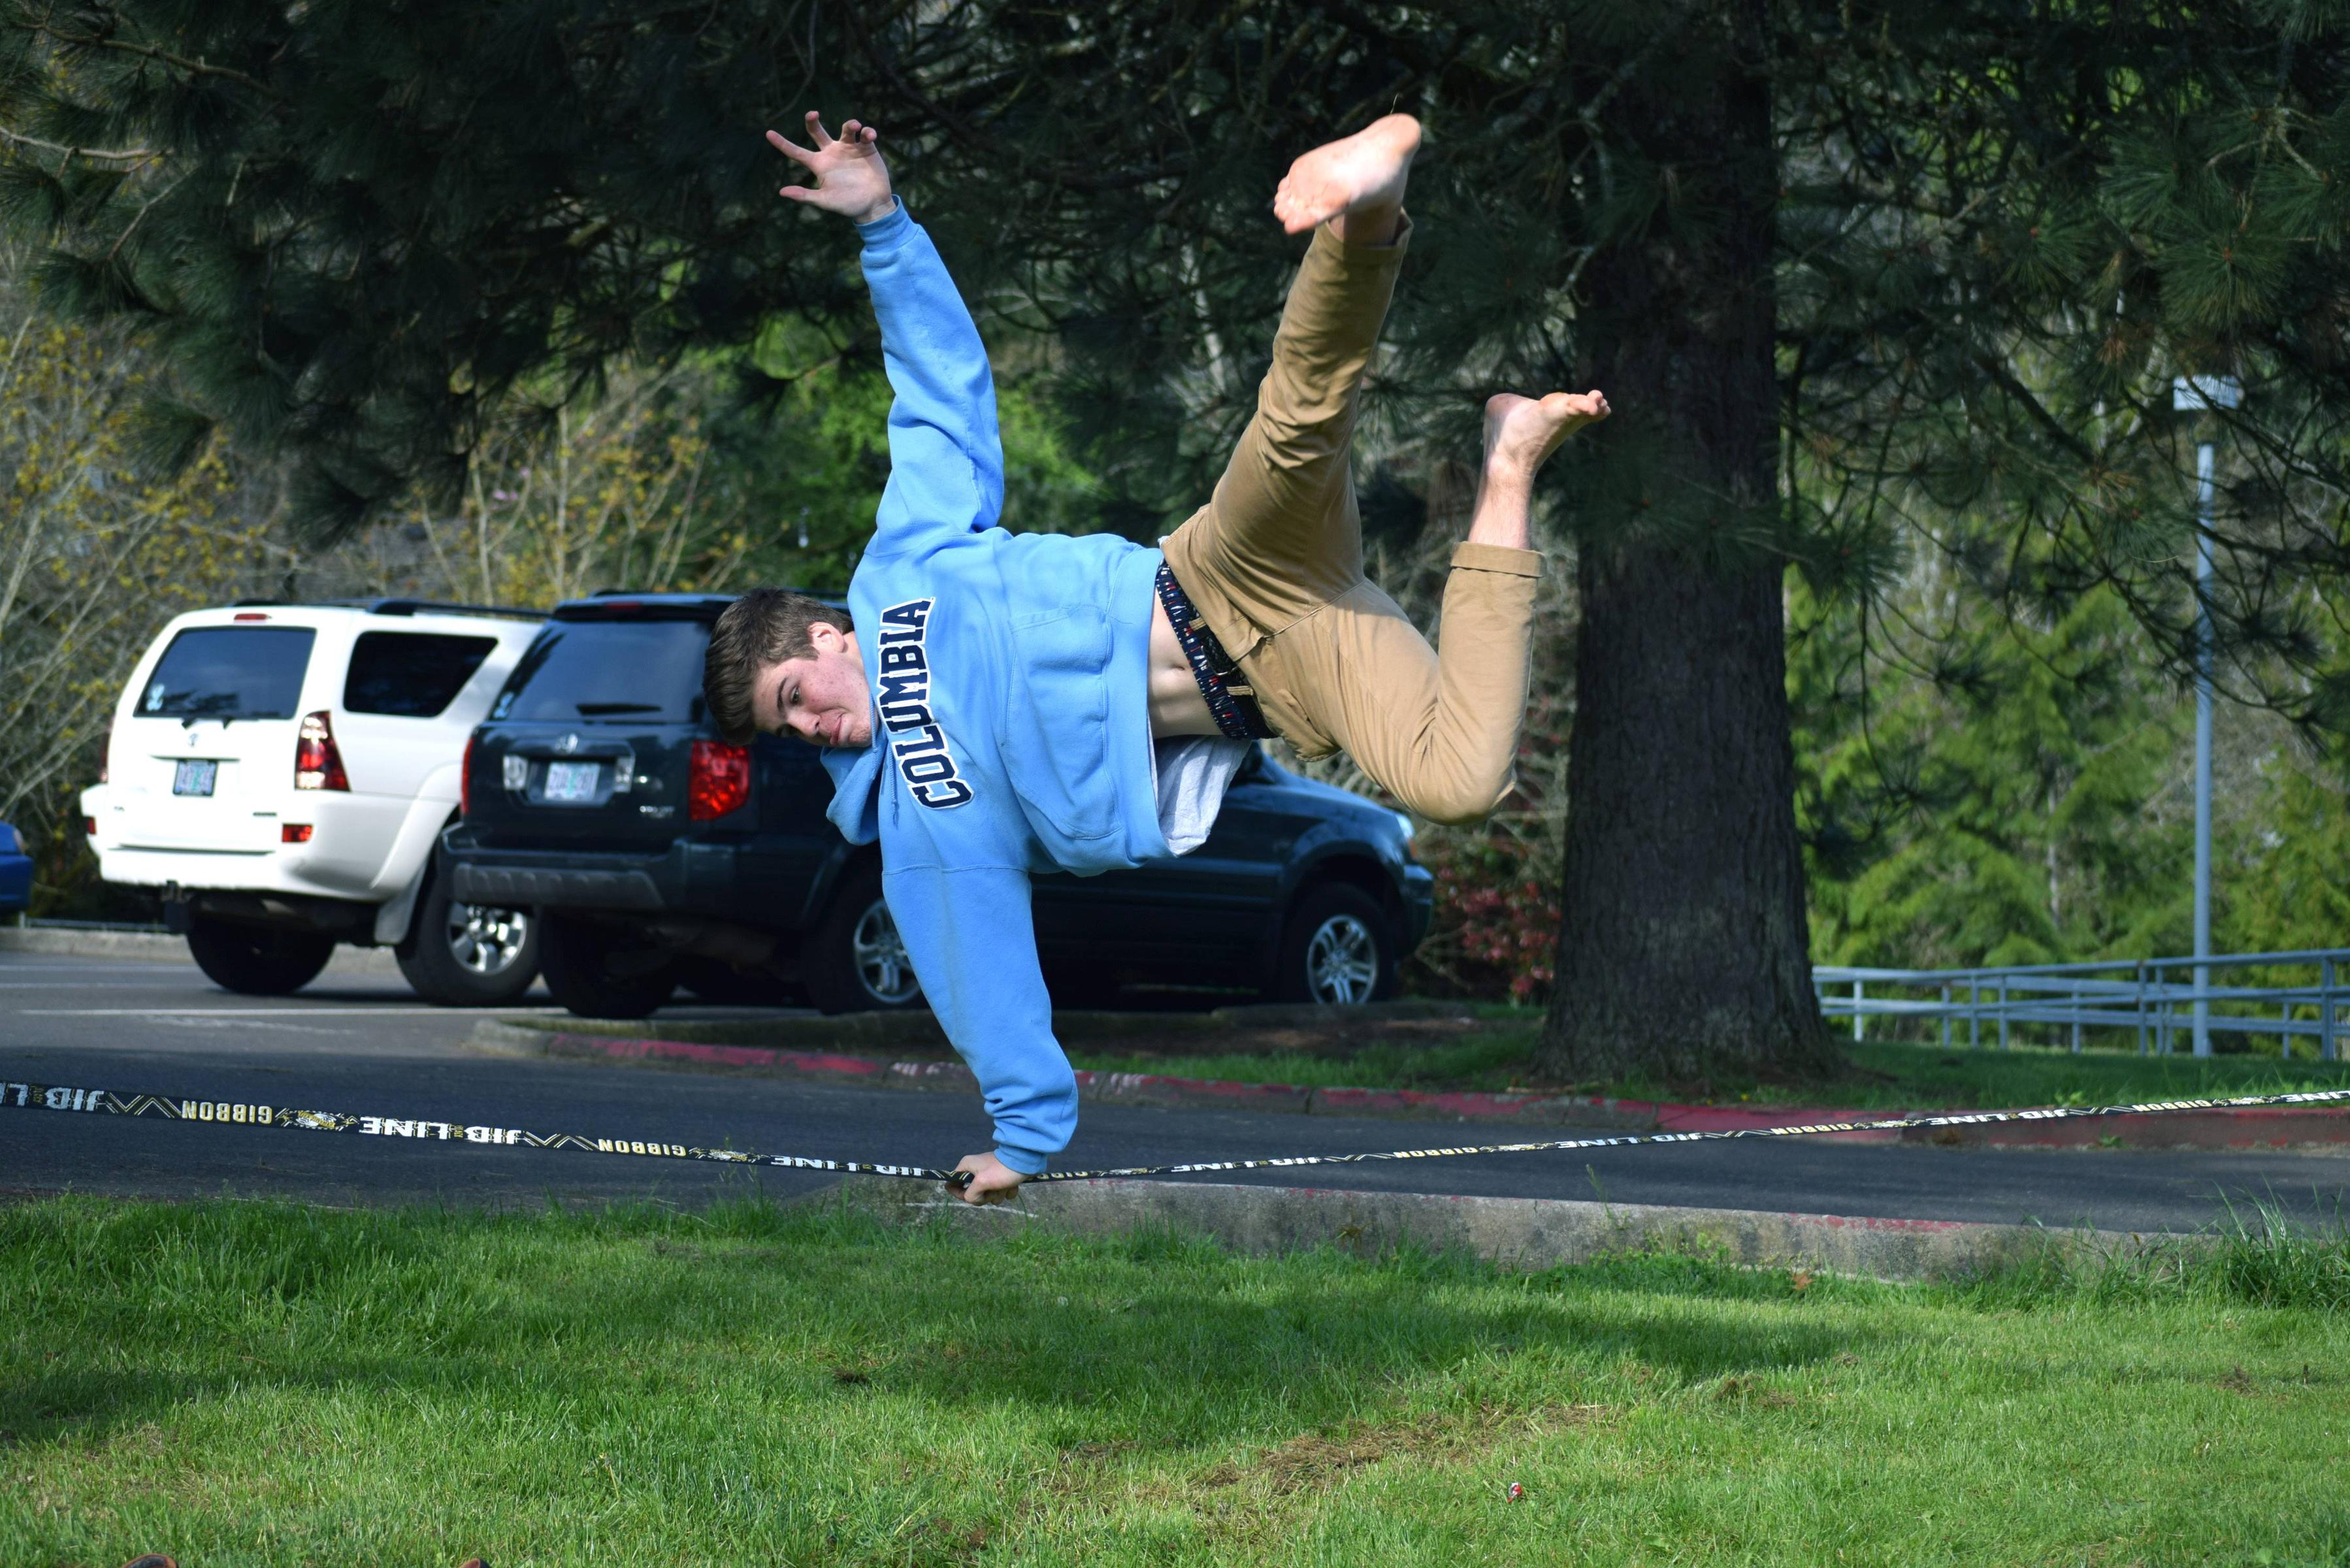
[767, 113, 1003, 556]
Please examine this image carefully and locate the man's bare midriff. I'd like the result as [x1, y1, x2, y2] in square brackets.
[1147, 593, 1224, 738]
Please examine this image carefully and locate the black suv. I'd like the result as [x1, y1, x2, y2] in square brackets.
[442, 592, 1433, 1018]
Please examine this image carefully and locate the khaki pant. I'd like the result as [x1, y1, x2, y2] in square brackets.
[1162, 220, 1541, 826]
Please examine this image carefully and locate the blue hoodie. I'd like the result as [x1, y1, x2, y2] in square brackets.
[821, 203, 1170, 1175]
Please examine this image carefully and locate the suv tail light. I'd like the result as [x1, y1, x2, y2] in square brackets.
[689, 740, 750, 821]
[295, 711, 350, 791]
[460, 732, 476, 818]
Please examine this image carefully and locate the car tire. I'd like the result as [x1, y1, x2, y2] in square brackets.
[1275, 882, 1397, 1005]
[537, 912, 676, 1019]
[395, 852, 539, 1006]
[803, 863, 924, 1015]
[185, 913, 336, 996]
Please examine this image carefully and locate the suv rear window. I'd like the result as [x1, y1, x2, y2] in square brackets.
[490, 621, 708, 724]
[139, 627, 316, 720]
[343, 631, 498, 718]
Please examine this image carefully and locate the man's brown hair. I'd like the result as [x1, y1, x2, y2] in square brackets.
[704, 588, 853, 743]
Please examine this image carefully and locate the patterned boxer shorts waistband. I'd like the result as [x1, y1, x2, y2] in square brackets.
[1154, 561, 1276, 742]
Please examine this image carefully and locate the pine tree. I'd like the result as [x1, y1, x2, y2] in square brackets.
[0, 0, 883, 531]
[1779, 0, 2350, 1019]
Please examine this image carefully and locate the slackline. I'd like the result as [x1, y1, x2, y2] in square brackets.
[3, 1076, 2346, 1187]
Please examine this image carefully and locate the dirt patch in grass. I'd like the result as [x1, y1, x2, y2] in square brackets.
[2211, 1362, 2329, 1401]
[1196, 1401, 1610, 1496]
[1713, 1374, 1803, 1408]
[1199, 1430, 1392, 1494]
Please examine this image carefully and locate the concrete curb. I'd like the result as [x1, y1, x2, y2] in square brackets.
[466, 1019, 2350, 1150]
[816, 1174, 2189, 1283]
[0, 924, 404, 975]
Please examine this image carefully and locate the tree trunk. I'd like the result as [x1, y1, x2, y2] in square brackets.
[1537, 1, 1837, 1083]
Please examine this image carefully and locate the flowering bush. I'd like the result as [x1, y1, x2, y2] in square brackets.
[1407, 827, 1561, 1004]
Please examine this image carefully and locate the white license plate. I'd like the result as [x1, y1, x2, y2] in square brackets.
[544, 760, 601, 802]
[172, 760, 218, 797]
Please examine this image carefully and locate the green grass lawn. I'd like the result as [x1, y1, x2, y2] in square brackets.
[1066, 1027, 1542, 1096]
[1068, 1025, 2350, 1111]
[5, 1196, 2346, 1567]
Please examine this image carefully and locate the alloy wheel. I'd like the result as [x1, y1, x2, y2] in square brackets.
[852, 900, 922, 1005]
[448, 902, 530, 977]
[1303, 913, 1379, 1004]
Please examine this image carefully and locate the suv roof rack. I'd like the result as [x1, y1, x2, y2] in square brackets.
[555, 590, 843, 617]
[230, 597, 544, 621]
[551, 592, 743, 623]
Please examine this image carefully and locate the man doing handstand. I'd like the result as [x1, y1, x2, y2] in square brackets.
[705, 111, 1607, 1204]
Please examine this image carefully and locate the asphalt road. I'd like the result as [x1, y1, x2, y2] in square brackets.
[2, 947, 2343, 1234]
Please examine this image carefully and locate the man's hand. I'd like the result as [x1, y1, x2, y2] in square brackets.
[766, 112, 897, 225]
[949, 1152, 1028, 1207]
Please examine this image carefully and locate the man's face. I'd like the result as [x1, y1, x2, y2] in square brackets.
[753, 621, 872, 747]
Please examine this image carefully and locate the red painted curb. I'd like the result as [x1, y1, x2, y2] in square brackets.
[527, 1030, 2349, 1147]
[543, 1032, 894, 1081]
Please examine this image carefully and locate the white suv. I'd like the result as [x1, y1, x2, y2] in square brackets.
[80, 600, 546, 1002]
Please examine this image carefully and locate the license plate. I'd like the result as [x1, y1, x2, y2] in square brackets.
[543, 760, 601, 802]
[172, 760, 218, 797]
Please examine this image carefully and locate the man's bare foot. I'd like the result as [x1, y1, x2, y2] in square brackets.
[1484, 390, 1610, 480]
[1464, 391, 1610, 550]
[1271, 114, 1422, 238]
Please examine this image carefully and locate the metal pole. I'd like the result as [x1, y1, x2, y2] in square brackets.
[2193, 440, 2217, 1057]
[1853, 979, 1865, 1043]
[1941, 983, 1952, 1051]
[1969, 973, 1981, 1051]
[1999, 975, 2010, 1051]
[2312, 959, 2331, 1067]
[2136, 958, 2149, 1056]
[2172, 375, 2237, 1056]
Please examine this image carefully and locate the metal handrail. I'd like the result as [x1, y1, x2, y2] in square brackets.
[1823, 946, 2350, 980]
[1813, 948, 2349, 1061]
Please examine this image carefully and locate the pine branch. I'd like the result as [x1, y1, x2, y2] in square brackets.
[845, 12, 1196, 194]
[28, 22, 282, 99]
[1968, 352, 2099, 466]
[0, 125, 159, 163]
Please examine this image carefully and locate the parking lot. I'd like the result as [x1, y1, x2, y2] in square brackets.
[2, 943, 2343, 1234]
